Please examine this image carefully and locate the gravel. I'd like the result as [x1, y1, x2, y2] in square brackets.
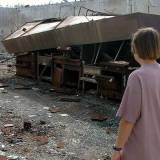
[0, 63, 119, 160]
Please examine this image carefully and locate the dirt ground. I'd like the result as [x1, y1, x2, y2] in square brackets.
[0, 62, 119, 160]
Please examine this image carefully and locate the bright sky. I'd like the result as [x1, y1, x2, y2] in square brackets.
[0, 0, 75, 7]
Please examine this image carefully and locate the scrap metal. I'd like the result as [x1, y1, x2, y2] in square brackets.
[2, 13, 160, 99]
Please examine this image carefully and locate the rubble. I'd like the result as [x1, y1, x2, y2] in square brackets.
[4, 124, 14, 128]
[0, 88, 8, 94]
[0, 64, 118, 160]
[33, 135, 48, 145]
[56, 140, 65, 149]
[8, 137, 23, 145]
[0, 143, 6, 152]
[59, 114, 69, 117]
[39, 120, 46, 125]
[49, 107, 61, 113]
[90, 112, 108, 121]
[1, 126, 14, 136]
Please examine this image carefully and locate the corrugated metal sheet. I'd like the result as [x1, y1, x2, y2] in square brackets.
[3, 13, 160, 55]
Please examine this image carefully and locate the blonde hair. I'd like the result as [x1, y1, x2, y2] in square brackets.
[131, 27, 160, 60]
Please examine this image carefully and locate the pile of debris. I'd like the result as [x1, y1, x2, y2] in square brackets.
[0, 66, 119, 159]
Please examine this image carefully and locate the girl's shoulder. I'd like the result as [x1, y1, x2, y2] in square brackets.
[128, 69, 141, 80]
[127, 68, 147, 87]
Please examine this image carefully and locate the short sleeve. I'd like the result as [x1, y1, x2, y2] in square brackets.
[116, 72, 142, 123]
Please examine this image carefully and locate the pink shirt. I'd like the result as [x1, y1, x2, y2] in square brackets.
[117, 62, 160, 160]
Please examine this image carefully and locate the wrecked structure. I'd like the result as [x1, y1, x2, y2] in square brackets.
[2, 13, 160, 99]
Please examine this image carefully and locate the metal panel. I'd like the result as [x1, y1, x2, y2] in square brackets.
[5, 21, 42, 40]
[56, 16, 113, 28]
[23, 21, 60, 36]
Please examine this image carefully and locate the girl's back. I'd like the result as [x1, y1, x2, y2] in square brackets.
[120, 62, 160, 160]
[112, 28, 160, 160]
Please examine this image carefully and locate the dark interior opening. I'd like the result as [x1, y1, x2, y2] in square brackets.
[39, 65, 51, 78]
[81, 40, 140, 67]
[63, 69, 79, 88]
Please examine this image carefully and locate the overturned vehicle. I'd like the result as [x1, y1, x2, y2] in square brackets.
[2, 13, 160, 99]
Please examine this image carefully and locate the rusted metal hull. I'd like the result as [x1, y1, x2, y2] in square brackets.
[4, 13, 160, 100]
[3, 13, 160, 55]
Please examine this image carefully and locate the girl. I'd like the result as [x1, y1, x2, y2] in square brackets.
[112, 28, 160, 160]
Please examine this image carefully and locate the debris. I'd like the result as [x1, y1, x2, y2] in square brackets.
[14, 96, 19, 99]
[49, 89, 55, 92]
[28, 115, 36, 118]
[39, 120, 46, 125]
[102, 154, 111, 160]
[49, 107, 61, 113]
[1, 90, 8, 94]
[0, 57, 118, 159]
[105, 127, 112, 135]
[33, 135, 48, 145]
[59, 114, 69, 117]
[90, 112, 108, 121]
[8, 137, 23, 144]
[49, 88, 76, 95]
[56, 140, 65, 149]
[0, 83, 8, 88]
[0, 151, 6, 157]
[32, 87, 40, 91]
[6, 110, 13, 114]
[2, 124, 14, 135]
[43, 107, 49, 110]
[47, 113, 52, 118]
[1, 128, 13, 136]
[22, 148, 31, 154]
[60, 97, 81, 102]
[23, 121, 32, 131]
[0, 88, 8, 94]
[7, 64, 12, 68]
[0, 143, 6, 152]
[7, 155, 19, 160]
[4, 124, 14, 128]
